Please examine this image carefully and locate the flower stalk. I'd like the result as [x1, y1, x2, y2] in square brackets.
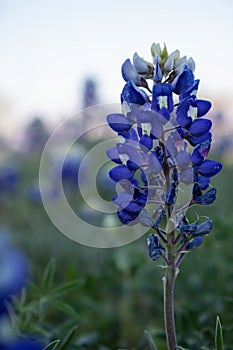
[163, 263, 177, 349]
[107, 42, 222, 348]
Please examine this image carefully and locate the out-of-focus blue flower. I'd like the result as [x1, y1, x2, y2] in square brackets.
[0, 231, 48, 350]
[2, 337, 45, 350]
[0, 165, 19, 195]
[50, 144, 86, 190]
[0, 230, 28, 311]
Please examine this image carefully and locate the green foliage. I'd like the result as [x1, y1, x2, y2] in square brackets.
[215, 316, 223, 350]
[13, 259, 82, 347]
[144, 330, 158, 350]
[1, 151, 233, 349]
[43, 340, 60, 350]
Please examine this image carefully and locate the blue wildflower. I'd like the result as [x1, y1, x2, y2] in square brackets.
[3, 337, 45, 350]
[107, 42, 222, 261]
[0, 230, 28, 308]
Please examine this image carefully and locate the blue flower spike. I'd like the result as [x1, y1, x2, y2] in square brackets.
[107, 42, 222, 260]
[107, 42, 222, 350]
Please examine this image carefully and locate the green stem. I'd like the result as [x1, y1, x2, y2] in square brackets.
[160, 129, 178, 349]
[163, 250, 178, 350]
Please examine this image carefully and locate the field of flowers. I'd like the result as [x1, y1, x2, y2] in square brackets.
[0, 123, 232, 349]
[1, 46, 233, 348]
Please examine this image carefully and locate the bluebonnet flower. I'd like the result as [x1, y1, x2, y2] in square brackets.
[0, 230, 45, 350]
[0, 229, 28, 311]
[1, 337, 44, 350]
[107, 43, 222, 262]
[0, 165, 19, 196]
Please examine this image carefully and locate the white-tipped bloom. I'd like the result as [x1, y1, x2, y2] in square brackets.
[133, 52, 153, 74]
[186, 57, 195, 72]
[151, 43, 162, 63]
[164, 54, 174, 71]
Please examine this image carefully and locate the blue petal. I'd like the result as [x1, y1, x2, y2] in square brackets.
[118, 143, 141, 169]
[106, 147, 122, 164]
[186, 236, 204, 250]
[158, 107, 170, 124]
[197, 100, 211, 117]
[176, 97, 193, 128]
[194, 219, 213, 235]
[172, 66, 195, 95]
[197, 160, 222, 177]
[107, 113, 132, 132]
[109, 165, 134, 182]
[192, 183, 202, 199]
[154, 56, 162, 81]
[121, 81, 148, 105]
[178, 221, 197, 234]
[147, 234, 165, 260]
[188, 119, 212, 137]
[196, 175, 210, 190]
[179, 79, 200, 100]
[195, 188, 217, 205]
[151, 83, 174, 112]
[121, 58, 141, 85]
[139, 134, 153, 151]
[113, 191, 132, 207]
[188, 132, 212, 146]
[176, 150, 191, 168]
[122, 201, 144, 214]
[191, 141, 211, 165]
[117, 209, 138, 224]
[119, 128, 139, 142]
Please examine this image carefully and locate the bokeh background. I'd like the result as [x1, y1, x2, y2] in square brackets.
[0, 0, 233, 349]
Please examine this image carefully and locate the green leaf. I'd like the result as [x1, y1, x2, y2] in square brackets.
[28, 282, 40, 296]
[43, 340, 60, 350]
[215, 316, 223, 350]
[51, 300, 79, 318]
[42, 259, 56, 291]
[144, 330, 158, 350]
[49, 280, 83, 298]
[59, 325, 78, 350]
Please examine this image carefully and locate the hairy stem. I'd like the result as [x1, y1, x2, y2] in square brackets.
[163, 252, 178, 350]
[160, 129, 178, 349]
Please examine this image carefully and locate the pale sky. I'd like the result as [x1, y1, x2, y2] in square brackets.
[0, 0, 233, 135]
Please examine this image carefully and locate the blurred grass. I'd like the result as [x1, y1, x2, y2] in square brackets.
[0, 148, 233, 349]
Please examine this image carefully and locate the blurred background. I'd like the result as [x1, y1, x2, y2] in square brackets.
[0, 0, 233, 349]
